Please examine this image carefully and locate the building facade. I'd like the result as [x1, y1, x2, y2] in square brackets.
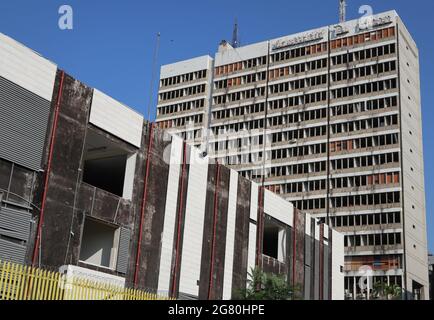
[0, 32, 345, 300]
[156, 11, 429, 299]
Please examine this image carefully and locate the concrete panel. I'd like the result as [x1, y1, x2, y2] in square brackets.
[247, 222, 257, 288]
[157, 135, 183, 294]
[250, 182, 259, 222]
[178, 148, 209, 297]
[263, 188, 293, 226]
[160, 55, 213, 79]
[0, 32, 57, 101]
[331, 229, 345, 300]
[215, 41, 268, 67]
[222, 170, 238, 300]
[90, 89, 143, 148]
[231, 176, 250, 297]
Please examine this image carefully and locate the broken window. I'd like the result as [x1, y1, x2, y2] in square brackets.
[262, 217, 286, 262]
[79, 217, 120, 269]
[82, 129, 136, 199]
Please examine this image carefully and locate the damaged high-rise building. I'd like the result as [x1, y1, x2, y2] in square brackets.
[0, 32, 345, 300]
[156, 11, 429, 299]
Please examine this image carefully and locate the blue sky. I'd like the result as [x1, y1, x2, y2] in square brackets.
[0, 0, 432, 252]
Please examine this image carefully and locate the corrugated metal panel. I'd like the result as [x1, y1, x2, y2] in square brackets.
[157, 135, 183, 293]
[89, 89, 144, 148]
[178, 147, 209, 297]
[0, 76, 51, 170]
[0, 238, 27, 264]
[222, 170, 238, 300]
[0, 206, 31, 241]
[0, 33, 57, 101]
[116, 227, 131, 274]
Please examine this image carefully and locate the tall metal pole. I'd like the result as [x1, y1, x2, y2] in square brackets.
[147, 32, 161, 121]
[339, 0, 346, 23]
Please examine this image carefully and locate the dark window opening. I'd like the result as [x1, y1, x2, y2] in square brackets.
[82, 129, 135, 198]
[262, 218, 286, 262]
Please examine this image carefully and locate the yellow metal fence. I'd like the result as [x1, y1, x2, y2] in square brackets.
[0, 260, 173, 300]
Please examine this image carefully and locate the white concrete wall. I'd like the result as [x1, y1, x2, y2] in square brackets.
[178, 147, 209, 297]
[157, 135, 183, 294]
[246, 222, 257, 288]
[397, 16, 429, 298]
[90, 89, 144, 148]
[0, 32, 57, 101]
[264, 188, 293, 226]
[160, 55, 213, 78]
[222, 170, 238, 300]
[331, 229, 345, 300]
[122, 153, 137, 200]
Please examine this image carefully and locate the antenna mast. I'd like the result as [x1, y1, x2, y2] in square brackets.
[147, 32, 161, 121]
[232, 19, 239, 48]
[339, 0, 346, 23]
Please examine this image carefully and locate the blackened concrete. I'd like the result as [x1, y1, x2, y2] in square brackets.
[198, 163, 230, 300]
[231, 175, 251, 298]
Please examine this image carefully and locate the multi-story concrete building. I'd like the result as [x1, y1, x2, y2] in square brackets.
[156, 10, 429, 299]
[0, 32, 345, 300]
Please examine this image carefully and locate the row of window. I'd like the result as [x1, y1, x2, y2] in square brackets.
[157, 98, 205, 116]
[268, 161, 326, 178]
[344, 232, 402, 248]
[214, 72, 266, 89]
[213, 87, 266, 105]
[215, 56, 267, 76]
[234, 151, 399, 181]
[212, 102, 265, 120]
[331, 114, 398, 135]
[212, 135, 263, 152]
[331, 60, 397, 82]
[330, 133, 399, 153]
[271, 143, 326, 160]
[160, 69, 207, 88]
[211, 119, 264, 135]
[330, 96, 398, 117]
[159, 84, 206, 101]
[157, 114, 204, 129]
[271, 125, 326, 143]
[331, 152, 400, 171]
[268, 58, 328, 80]
[268, 91, 327, 110]
[331, 172, 400, 189]
[331, 191, 400, 208]
[330, 27, 395, 51]
[293, 198, 326, 211]
[332, 212, 401, 228]
[331, 78, 397, 100]
[269, 74, 328, 94]
[268, 171, 400, 195]
[270, 42, 328, 64]
[270, 125, 326, 141]
[331, 43, 396, 66]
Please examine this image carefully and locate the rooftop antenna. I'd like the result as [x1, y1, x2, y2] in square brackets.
[147, 32, 161, 121]
[231, 18, 239, 48]
[339, 0, 347, 23]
